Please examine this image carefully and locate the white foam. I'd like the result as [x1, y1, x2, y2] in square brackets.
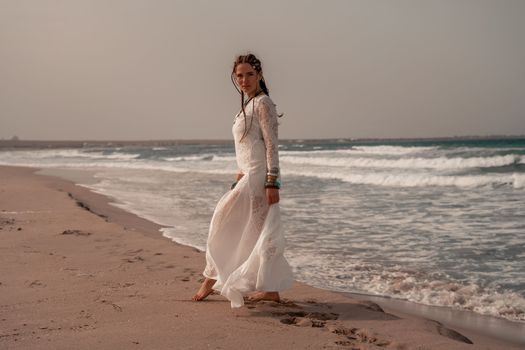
[280, 146, 437, 156]
[351, 145, 439, 155]
[160, 228, 206, 252]
[281, 154, 521, 170]
[163, 154, 215, 161]
[211, 155, 237, 162]
[288, 254, 525, 322]
[0, 160, 236, 175]
[287, 169, 518, 188]
[512, 173, 525, 189]
[1, 149, 140, 161]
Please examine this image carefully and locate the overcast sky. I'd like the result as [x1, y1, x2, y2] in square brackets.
[1, 0, 524, 140]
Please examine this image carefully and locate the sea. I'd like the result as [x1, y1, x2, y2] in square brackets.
[1, 137, 524, 323]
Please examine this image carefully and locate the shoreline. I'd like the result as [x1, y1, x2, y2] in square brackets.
[35, 167, 525, 341]
[1, 164, 523, 349]
[1, 134, 524, 150]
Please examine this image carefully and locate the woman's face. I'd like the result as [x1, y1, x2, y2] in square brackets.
[234, 63, 261, 97]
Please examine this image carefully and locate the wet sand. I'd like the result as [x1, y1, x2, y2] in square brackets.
[1, 165, 523, 349]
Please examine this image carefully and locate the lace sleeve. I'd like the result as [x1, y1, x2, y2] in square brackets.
[256, 96, 280, 176]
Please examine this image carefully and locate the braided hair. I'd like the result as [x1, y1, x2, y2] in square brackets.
[231, 54, 272, 141]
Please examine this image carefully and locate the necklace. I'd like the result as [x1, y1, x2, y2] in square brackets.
[243, 89, 264, 107]
[234, 90, 264, 123]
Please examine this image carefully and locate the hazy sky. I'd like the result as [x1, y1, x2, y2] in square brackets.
[1, 0, 524, 140]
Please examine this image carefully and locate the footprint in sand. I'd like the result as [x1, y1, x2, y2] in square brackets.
[124, 248, 144, 255]
[78, 310, 93, 319]
[278, 310, 339, 328]
[27, 280, 46, 288]
[70, 323, 97, 331]
[256, 299, 392, 348]
[328, 325, 392, 348]
[100, 299, 123, 312]
[429, 320, 473, 344]
[123, 256, 145, 263]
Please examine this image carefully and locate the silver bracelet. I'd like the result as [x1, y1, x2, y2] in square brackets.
[267, 167, 280, 177]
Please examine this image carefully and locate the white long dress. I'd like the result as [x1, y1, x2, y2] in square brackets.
[203, 93, 294, 308]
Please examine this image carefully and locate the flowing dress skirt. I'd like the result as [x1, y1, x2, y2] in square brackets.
[203, 170, 294, 308]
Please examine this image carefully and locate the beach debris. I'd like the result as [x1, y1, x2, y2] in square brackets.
[0, 332, 20, 340]
[0, 217, 15, 226]
[61, 229, 92, 236]
[67, 192, 108, 221]
[0, 217, 16, 231]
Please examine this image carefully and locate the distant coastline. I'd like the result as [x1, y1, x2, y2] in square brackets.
[1, 134, 524, 150]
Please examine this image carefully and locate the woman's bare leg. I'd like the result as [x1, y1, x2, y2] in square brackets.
[247, 291, 280, 302]
[192, 278, 216, 301]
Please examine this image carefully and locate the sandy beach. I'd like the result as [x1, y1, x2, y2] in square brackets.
[1, 165, 523, 350]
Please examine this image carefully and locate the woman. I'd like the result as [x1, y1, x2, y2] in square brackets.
[192, 53, 294, 308]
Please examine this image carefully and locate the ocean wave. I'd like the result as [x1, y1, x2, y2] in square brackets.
[279, 146, 437, 156]
[3, 149, 140, 161]
[287, 169, 522, 188]
[0, 160, 236, 175]
[288, 255, 525, 322]
[351, 145, 439, 155]
[212, 155, 237, 162]
[163, 154, 215, 161]
[281, 154, 523, 170]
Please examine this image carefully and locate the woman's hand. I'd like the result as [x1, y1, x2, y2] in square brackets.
[231, 173, 244, 190]
[266, 187, 280, 205]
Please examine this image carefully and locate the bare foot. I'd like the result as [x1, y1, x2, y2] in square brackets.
[192, 278, 216, 301]
[246, 291, 280, 302]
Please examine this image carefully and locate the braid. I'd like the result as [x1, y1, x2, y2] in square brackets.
[231, 53, 281, 141]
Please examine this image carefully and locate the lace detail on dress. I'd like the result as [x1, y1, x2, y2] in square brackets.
[250, 193, 266, 232]
[255, 96, 280, 176]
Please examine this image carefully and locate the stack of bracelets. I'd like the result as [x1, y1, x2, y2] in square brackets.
[230, 169, 281, 190]
[264, 168, 281, 189]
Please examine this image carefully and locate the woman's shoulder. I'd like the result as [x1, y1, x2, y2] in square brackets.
[256, 94, 277, 109]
